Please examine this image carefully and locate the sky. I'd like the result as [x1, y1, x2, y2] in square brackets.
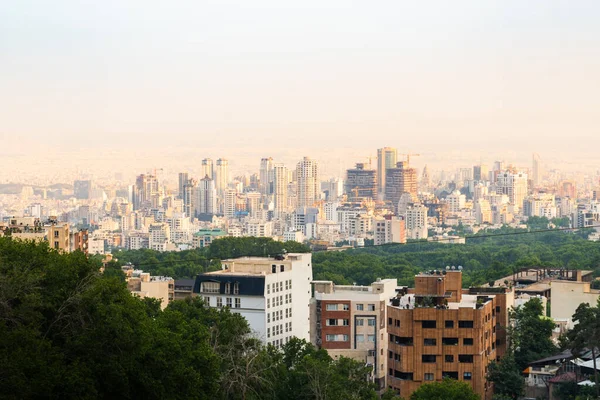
[1, 0, 599, 178]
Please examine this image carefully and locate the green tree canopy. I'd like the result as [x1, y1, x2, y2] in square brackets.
[409, 378, 479, 400]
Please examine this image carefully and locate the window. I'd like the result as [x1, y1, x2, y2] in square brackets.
[357, 318, 364, 326]
[445, 320, 454, 328]
[225, 282, 231, 294]
[326, 334, 348, 342]
[388, 317, 392, 325]
[280, 265, 284, 272]
[233, 282, 239, 295]
[267, 313, 271, 323]
[459, 320, 474, 328]
[267, 327, 270, 338]
[463, 338, 474, 346]
[343, 304, 350, 311]
[443, 371, 458, 379]
[367, 304, 375, 311]
[463, 372, 472, 380]
[267, 298, 270, 308]
[267, 284, 270, 294]
[54, 241, 59, 249]
[217, 297, 223, 307]
[289, 293, 292, 302]
[342, 319, 349, 326]
[326, 303, 338, 311]
[424, 373, 434, 381]
[367, 319, 376, 326]
[357, 304, 364, 311]
[235, 298, 241, 308]
[356, 334, 365, 343]
[367, 334, 375, 342]
[445, 355, 454, 363]
[459, 355, 473, 363]
[204, 296, 211, 305]
[395, 319, 400, 327]
[54, 230, 59, 238]
[495, 306, 501, 313]
[201, 282, 220, 293]
[272, 265, 276, 273]
[422, 355, 436, 363]
[424, 338, 437, 346]
[422, 320, 437, 329]
[226, 297, 232, 307]
[326, 319, 338, 326]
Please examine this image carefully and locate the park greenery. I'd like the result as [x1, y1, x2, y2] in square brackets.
[0, 237, 378, 400]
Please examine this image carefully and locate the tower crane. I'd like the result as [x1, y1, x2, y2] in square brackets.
[398, 153, 420, 165]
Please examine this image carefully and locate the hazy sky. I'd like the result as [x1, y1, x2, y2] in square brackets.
[1, 1, 600, 165]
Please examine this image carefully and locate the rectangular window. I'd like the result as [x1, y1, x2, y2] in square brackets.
[204, 296, 211, 305]
[326, 303, 338, 311]
[395, 319, 400, 327]
[445, 320, 454, 328]
[326, 319, 338, 326]
[343, 304, 350, 311]
[367, 304, 375, 311]
[225, 282, 231, 294]
[367, 334, 375, 342]
[422, 355, 436, 363]
[495, 306, 501, 313]
[272, 265, 276, 273]
[217, 297, 223, 307]
[463, 338, 474, 346]
[356, 334, 365, 343]
[424, 338, 437, 346]
[367, 319, 376, 326]
[422, 320, 436, 329]
[267, 313, 271, 323]
[342, 319, 349, 326]
[357, 318, 364, 326]
[388, 317, 392, 325]
[267, 298, 270, 308]
[226, 297, 232, 307]
[424, 373, 434, 381]
[280, 265, 284, 272]
[267, 284, 270, 294]
[235, 298, 241, 308]
[463, 372, 472, 380]
[201, 282, 220, 293]
[357, 304, 364, 311]
[233, 283, 239, 295]
[267, 327, 270, 338]
[459, 320, 474, 328]
[54, 241, 59, 249]
[445, 355, 454, 363]
[442, 337, 458, 345]
[326, 334, 348, 342]
[459, 355, 474, 363]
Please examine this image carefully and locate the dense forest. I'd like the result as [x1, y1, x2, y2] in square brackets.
[0, 237, 380, 400]
[110, 220, 600, 289]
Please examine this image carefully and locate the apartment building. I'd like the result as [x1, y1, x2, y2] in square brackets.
[311, 279, 398, 391]
[123, 266, 175, 310]
[387, 270, 499, 400]
[194, 253, 312, 346]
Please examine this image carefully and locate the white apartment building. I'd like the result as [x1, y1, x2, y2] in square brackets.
[374, 216, 406, 245]
[149, 222, 170, 251]
[337, 206, 366, 234]
[194, 253, 313, 346]
[405, 204, 428, 240]
[496, 171, 528, 213]
[246, 220, 273, 237]
[446, 190, 466, 214]
[296, 157, 320, 208]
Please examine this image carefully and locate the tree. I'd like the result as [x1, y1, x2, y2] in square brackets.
[486, 353, 524, 400]
[567, 299, 600, 398]
[409, 378, 479, 400]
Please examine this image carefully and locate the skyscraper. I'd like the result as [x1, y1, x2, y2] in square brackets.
[133, 174, 158, 210]
[377, 147, 397, 198]
[385, 161, 418, 213]
[182, 177, 197, 218]
[296, 157, 320, 208]
[496, 171, 528, 212]
[473, 164, 489, 181]
[532, 153, 541, 187]
[259, 157, 274, 196]
[195, 176, 217, 216]
[178, 172, 189, 199]
[273, 163, 289, 217]
[214, 158, 229, 197]
[345, 163, 377, 201]
[201, 158, 214, 180]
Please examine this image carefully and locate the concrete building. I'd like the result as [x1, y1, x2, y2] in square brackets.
[374, 216, 406, 245]
[214, 158, 229, 197]
[259, 157, 274, 196]
[551, 274, 598, 329]
[192, 229, 226, 248]
[194, 253, 313, 346]
[496, 171, 528, 213]
[385, 161, 418, 212]
[346, 163, 377, 201]
[404, 204, 428, 240]
[296, 157, 320, 208]
[387, 271, 500, 400]
[474, 199, 492, 225]
[246, 220, 273, 237]
[446, 190, 466, 214]
[195, 176, 217, 217]
[311, 279, 399, 392]
[123, 266, 174, 309]
[149, 222, 170, 251]
[377, 147, 397, 199]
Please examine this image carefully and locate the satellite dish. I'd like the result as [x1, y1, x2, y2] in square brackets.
[458, 266, 463, 270]
[451, 266, 456, 270]
[446, 266, 450, 271]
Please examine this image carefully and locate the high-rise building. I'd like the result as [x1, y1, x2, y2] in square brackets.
[345, 163, 377, 201]
[201, 159, 214, 180]
[195, 176, 217, 217]
[178, 172, 189, 199]
[214, 158, 229, 197]
[133, 174, 158, 210]
[374, 215, 406, 245]
[182, 178, 197, 218]
[73, 180, 92, 200]
[387, 270, 507, 399]
[532, 153, 541, 187]
[385, 161, 418, 213]
[246, 192, 262, 219]
[377, 147, 397, 198]
[473, 165, 489, 182]
[404, 203, 428, 240]
[474, 199, 492, 224]
[496, 171, 528, 213]
[223, 188, 237, 218]
[194, 253, 313, 347]
[296, 157, 320, 208]
[273, 163, 289, 218]
[311, 278, 399, 392]
[260, 157, 274, 196]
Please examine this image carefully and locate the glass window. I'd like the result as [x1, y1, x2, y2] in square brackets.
[445, 355, 454, 363]
[463, 372, 472, 380]
[388, 317, 392, 325]
[204, 296, 211, 305]
[225, 282, 231, 294]
[356, 334, 365, 342]
[463, 338, 474, 346]
[201, 282, 219, 293]
[226, 297, 232, 307]
[342, 319, 349, 326]
[367, 304, 375, 311]
[326, 303, 337, 311]
[459, 355, 474, 363]
[235, 298, 241, 308]
[367, 319, 376, 326]
[422, 355, 436, 363]
[216, 297, 223, 307]
[233, 282, 239, 295]
[422, 320, 436, 329]
[343, 304, 350, 311]
[357, 304, 364, 311]
[326, 319, 337, 326]
[459, 320, 474, 328]
[445, 320, 454, 328]
[367, 334, 375, 342]
[424, 373, 434, 381]
[424, 338, 437, 346]
[357, 318, 364, 326]
[267, 284, 270, 294]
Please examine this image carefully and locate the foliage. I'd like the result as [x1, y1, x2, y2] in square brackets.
[409, 378, 479, 400]
[486, 353, 524, 400]
[312, 228, 600, 288]
[0, 237, 375, 400]
[509, 298, 557, 371]
[112, 237, 309, 279]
